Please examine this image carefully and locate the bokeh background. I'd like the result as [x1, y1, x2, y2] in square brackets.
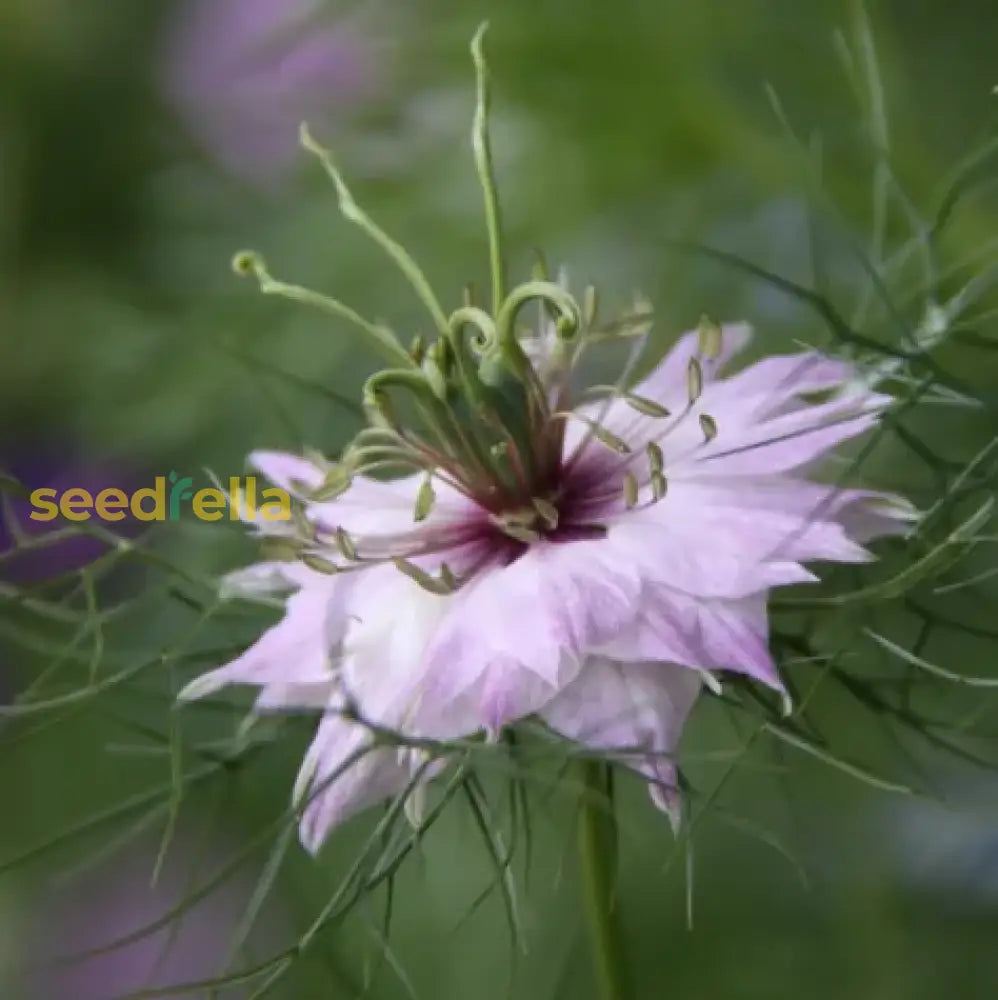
[2, 0, 998, 997]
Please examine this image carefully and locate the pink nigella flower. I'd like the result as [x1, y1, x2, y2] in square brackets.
[178, 29, 916, 854]
[179, 311, 915, 852]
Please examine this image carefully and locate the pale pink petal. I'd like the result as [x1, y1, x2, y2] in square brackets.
[177, 574, 345, 703]
[307, 472, 479, 543]
[340, 565, 483, 738]
[700, 352, 856, 423]
[682, 393, 891, 476]
[606, 588, 782, 691]
[641, 321, 753, 397]
[420, 540, 642, 729]
[248, 450, 324, 492]
[626, 485, 874, 567]
[656, 476, 916, 544]
[562, 322, 752, 458]
[681, 590, 783, 691]
[541, 657, 701, 820]
[830, 492, 919, 543]
[294, 712, 416, 854]
[607, 509, 820, 599]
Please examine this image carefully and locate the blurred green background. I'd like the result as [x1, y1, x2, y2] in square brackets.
[2, 0, 998, 997]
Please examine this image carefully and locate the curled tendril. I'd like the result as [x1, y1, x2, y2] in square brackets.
[495, 281, 582, 352]
[447, 306, 498, 358]
[362, 369, 441, 422]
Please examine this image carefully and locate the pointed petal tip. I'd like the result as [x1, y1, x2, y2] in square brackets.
[176, 673, 224, 703]
[649, 777, 684, 835]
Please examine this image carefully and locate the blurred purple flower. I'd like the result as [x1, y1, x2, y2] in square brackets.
[162, 0, 384, 187]
[0, 448, 135, 585]
[22, 838, 281, 1000]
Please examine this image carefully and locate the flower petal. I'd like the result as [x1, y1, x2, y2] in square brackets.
[420, 539, 642, 729]
[248, 450, 324, 492]
[177, 573, 345, 704]
[340, 565, 483, 738]
[607, 508, 820, 599]
[541, 656, 701, 820]
[679, 392, 891, 477]
[561, 322, 752, 460]
[307, 472, 481, 551]
[293, 711, 417, 854]
[604, 588, 783, 692]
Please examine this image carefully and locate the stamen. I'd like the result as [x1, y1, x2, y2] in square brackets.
[687, 356, 704, 404]
[698, 668, 722, 695]
[698, 413, 718, 442]
[260, 537, 302, 562]
[309, 466, 352, 502]
[624, 392, 671, 418]
[585, 294, 653, 343]
[414, 476, 436, 522]
[697, 314, 723, 360]
[500, 524, 541, 544]
[334, 527, 358, 561]
[408, 334, 426, 365]
[301, 553, 341, 575]
[651, 471, 668, 500]
[646, 441, 664, 474]
[622, 472, 639, 509]
[291, 506, 314, 541]
[532, 497, 559, 530]
[393, 558, 457, 595]
[560, 414, 631, 455]
[491, 508, 543, 544]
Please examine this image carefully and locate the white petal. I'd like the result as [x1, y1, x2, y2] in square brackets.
[340, 565, 483, 739]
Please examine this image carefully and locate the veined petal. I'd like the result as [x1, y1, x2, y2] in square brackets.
[655, 476, 917, 545]
[541, 656, 701, 820]
[607, 587, 782, 691]
[249, 450, 324, 493]
[340, 565, 483, 739]
[607, 509, 820, 599]
[678, 392, 892, 477]
[699, 351, 857, 423]
[294, 710, 423, 854]
[625, 485, 874, 568]
[420, 539, 641, 730]
[177, 573, 345, 704]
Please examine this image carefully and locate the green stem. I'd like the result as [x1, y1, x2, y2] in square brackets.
[470, 22, 507, 315]
[578, 761, 632, 1000]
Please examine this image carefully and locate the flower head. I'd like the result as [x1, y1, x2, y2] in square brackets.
[178, 26, 916, 853]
